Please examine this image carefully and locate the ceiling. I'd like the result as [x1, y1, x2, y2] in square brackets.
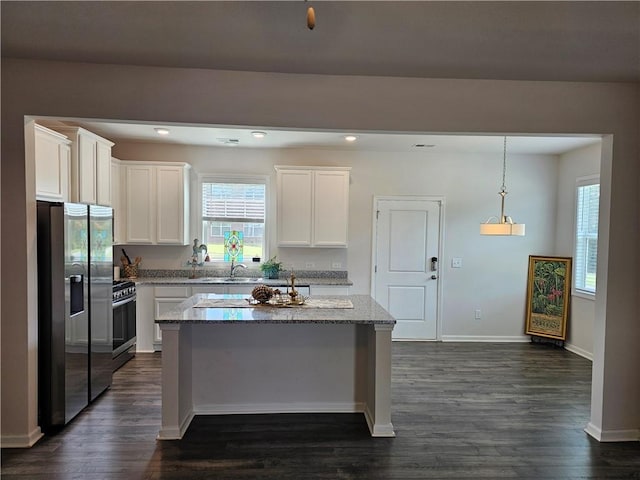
[41, 118, 600, 155]
[2, 1, 639, 83]
[7, 1, 628, 154]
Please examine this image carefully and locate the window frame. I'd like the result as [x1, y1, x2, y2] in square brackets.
[197, 173, 270, 267]
[573, 174, 600, 299]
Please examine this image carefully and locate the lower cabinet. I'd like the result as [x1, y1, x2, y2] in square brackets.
[153, 286, 190, 351]
[309, 286, 350, 296]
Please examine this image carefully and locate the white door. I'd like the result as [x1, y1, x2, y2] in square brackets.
[373, 197, 442, 340]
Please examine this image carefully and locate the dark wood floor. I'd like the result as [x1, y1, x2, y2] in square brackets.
[2, 343, 639, 479]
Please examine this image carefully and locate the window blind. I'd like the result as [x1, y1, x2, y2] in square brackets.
[575, 181, 599, 294]
[202, 183, 265, 223]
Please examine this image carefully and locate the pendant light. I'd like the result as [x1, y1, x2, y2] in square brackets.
[306, 1, 316, 30]
[480, 137, 525, 236]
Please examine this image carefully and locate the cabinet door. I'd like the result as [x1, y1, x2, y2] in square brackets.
[78, 134, 97, 204]
[96, 141, 112, 206]
[156, 165, 187, 245]
[191, 286, 227, 294]
[310, 285, 350, 296]
[111, 159, 121, 244]
[154, 298, 188, 347]
[277, 170, 313, 246]
[313, 170, 349, 247]
[34, 127, 69, 201]
[59, 143, 71, 202]
[125, 165, 154, 243]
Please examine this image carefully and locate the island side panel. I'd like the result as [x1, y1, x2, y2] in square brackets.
[190, 323, 368, 414]
[157, 323, 194, 440]
[365, 324, 395, 437]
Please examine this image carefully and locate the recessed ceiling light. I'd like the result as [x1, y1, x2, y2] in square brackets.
[155, 128, 170, 135]
[251, 131, 267, 139]
[344, 135, 357, 142]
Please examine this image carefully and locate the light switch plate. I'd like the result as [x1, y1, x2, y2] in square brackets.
[452, 257, 463, 268]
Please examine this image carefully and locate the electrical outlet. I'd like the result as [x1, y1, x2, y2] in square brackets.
[305, 262, 315, 269]
[475, 309, 482, 320]
[452, 257, 463, 268]
[332, 262, 342, 269]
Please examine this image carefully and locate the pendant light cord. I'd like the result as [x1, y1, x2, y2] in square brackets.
[501, 136, 507, 193]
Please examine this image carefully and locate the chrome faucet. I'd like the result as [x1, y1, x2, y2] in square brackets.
[230, 259, 247, 278]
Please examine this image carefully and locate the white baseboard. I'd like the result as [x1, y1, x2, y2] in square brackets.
[1, 427, 43, 448]
[157, 410, 194, 440]
[585, 422, 640, 442]
[194, 401, 365, 416]
[440, 335, 530, 343]
[565, 343, 593, 361]
[363, 405, 395, 437]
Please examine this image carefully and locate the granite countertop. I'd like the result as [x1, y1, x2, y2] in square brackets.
[156, 294, 395, 325]
[134, 276, 352, 287]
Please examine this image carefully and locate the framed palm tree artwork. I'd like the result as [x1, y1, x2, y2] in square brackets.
[525, 255, 572, 341]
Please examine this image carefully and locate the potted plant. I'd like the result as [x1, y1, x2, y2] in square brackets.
[260, 255, 282, 279]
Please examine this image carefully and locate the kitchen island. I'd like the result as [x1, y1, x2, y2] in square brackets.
[156, 294, 396, 439]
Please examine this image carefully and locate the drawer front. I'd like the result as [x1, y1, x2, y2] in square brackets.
[191, 286, 227, 295]
[310, 286, 349, 296]
[155, 286, 190, 298]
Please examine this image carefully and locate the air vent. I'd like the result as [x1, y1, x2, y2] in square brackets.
[217, 138, 240, 145]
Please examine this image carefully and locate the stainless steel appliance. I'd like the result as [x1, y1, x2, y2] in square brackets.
[37, 201, 113, 431]
[89, 205, 114, 401]
[112, 280, 136, 371]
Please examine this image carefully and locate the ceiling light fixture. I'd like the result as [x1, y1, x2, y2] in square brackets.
[480, 137, 525, 236]
[251, 131, 267, 139]
[344, 135, 357, 142]
[155, 128, 170, 135]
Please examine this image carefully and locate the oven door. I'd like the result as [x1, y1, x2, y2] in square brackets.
[113, 295, 136, 358]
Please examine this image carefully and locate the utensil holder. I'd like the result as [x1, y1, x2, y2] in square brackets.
[122, 264, 139, 279]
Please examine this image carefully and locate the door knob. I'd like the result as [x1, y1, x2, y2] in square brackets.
[431, 275, 437, 280]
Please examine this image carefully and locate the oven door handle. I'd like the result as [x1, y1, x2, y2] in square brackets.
[113, 295, 136, 308]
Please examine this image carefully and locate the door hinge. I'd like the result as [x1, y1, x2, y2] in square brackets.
[376, 210, 380, 220]
[374, 265, 377, 273]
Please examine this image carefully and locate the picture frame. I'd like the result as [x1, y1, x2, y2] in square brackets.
[524, 255, 572, 341]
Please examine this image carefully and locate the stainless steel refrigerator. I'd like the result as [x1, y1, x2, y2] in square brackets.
[37, 201, 113, 431]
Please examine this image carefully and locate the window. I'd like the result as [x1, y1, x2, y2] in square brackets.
[574, 177, 599, 294]
[201, 179, 266, 262]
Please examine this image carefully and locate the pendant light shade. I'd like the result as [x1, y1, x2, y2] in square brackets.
[480, 137, 525, 236]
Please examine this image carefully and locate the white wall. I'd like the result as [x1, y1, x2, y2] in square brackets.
[114, 142, 558, 340]
[555, 142, 602, 359]
[1, 59, 638, 445]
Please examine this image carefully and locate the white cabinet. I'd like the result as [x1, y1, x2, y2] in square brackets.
[153, 286, 191, 351]
[123, 162, 191, 245]
[52, 126, 114, 206]
[309, 285, 350, 296]
[111, 158, 123, 244]
[33, 123, 72, 202]
[276, 166, 350, 247]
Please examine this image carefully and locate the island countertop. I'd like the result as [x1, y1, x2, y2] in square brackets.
[135, 276, 352, 287]
[155, 294, 395, 325]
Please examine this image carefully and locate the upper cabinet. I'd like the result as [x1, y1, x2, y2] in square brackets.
[122, 161, 191, 245]
[33, 123, 72, 202]
[111, 157, 124, 245]
[51, 126, 115, 206]
[275, 166, 350, 248]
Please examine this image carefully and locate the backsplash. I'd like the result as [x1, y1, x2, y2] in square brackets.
[138, 269, 349, 279]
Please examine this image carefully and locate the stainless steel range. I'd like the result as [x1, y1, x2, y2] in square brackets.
[113, 280, 136, 371]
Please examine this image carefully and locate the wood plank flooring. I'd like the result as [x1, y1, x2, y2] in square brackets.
[2, 343, 639, 479]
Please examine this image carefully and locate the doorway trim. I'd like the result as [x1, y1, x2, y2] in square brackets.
[371, 195, 446, 341]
